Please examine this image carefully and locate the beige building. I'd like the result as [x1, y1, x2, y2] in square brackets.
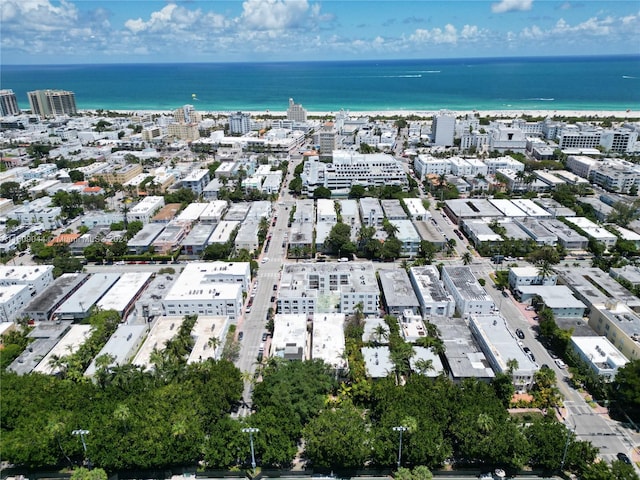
[588, 301, 640, 361]
[167, 123, 200, 141]
[94, 164, 143, 184]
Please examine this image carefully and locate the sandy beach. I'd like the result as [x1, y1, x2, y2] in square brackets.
[99, 108, 640, 119]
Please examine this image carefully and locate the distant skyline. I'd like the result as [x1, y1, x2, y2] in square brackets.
[1, 0, 639, 65]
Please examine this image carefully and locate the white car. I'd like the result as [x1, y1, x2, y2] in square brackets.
[525, 306, 535, 311]
[555, 359, 567, 369]
[261, 257, 269, 264]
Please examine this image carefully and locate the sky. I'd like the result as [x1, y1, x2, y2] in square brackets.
[1, 0, 639, 64]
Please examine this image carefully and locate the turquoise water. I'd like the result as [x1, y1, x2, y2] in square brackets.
[2, 55, 639, 112]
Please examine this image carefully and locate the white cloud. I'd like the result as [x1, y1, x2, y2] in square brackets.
[240, 0, 310, 30]
[409, 23, 485, 45]
[491, 0, 533, 14]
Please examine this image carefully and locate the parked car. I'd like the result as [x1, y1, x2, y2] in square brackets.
[262, 332, 268, 341]
[516, 328, 525, 339]
[555, 359, 567, 369]
[617, 452, 631, 465]
[502, 290, 509, 298]
[525, 306, 535, 311]
[523, 347, 531, 354]
[238, 331, 244, 341]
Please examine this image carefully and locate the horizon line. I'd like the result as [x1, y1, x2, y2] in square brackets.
[3, 53, 639, 68]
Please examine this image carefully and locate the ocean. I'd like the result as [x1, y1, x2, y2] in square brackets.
[2, 55, 639, 113]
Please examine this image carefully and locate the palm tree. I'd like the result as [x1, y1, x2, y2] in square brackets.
[373, 324, 388, 345]
[462, 252, 472, 265]
[476, 412, 495, 434]
[537, 260, 554, 284]
[413, 358, 434, 376]
[506, 358, 519, 376]
[113, 403, 131, 431]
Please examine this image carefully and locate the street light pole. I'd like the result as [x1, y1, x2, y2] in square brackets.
[392, 426, 408, 468]
[560, 425, 574, 473]
[72, 429, 90, 469]
[242, 427, 259, 469]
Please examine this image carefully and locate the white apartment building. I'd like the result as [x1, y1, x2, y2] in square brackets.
[448, 156, 488, 177]
[488, 124, 527, 153]
[271, 314, 308, 361]
[402, 198, 428, 220]
[0, 265, 54, 296]
[409, 265, 455, 318]
[302, 151, 408, 194]
[565, 155, 599, 179]
[565, 217, 617, 249]
[432, 110, 455, 146]
[590, 164, 640, 194]
[199, 200, 229, 224]
[600, 128, 638, 154]
[508, 266, 557, 290]
[181, 169, 210, 195]
[441, 266, 495, 316]
[469, 314, 538, 391]
[413, 155, 451, 179]
[484, 155, 525, 175]
[277, 262, 380, 315]
[312, 313, 346, 370]
[128, 196, 165, 223]
[558, 125, 601, 150]
[571, 336, 628, 381]
[7, 197, 62, 230]
[228, 112, 252, 135]
[163, 283, 242, 320]
[316, 199, 337, 223]
[359, 197, 384, 227]
[208, 221, 240, 245]
[0, 285, 31, 322]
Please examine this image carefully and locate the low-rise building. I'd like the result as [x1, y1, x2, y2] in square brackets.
[181, 223, 215, 256]
[85, 323, 148, 377]
[0, 265, 54, 296]
[441, 266, 495, 316]
[565, 217, 617, 250]
[409, 265, 455, 318]
[469, 314, 538, 391]
[588, 301, 640, 361]
[23, 273, 89, 322]
[129, 196, 165, 224]
[187, 315, 230, 364]
[311, 313, 346, 370]
[379, 269, 420, 316]
[271, 313, 308, 361]
[517, 285, 587, 318]
[96, 272, 153, 319]
[127, 223, 165, 254]
[0, 285, 31, 322]
[33, 325, 92, 375]
[277, 261, 379, 315]
[508, 266, 557, 290]
[54, 273, 121, 321]
[132, 316, 186, 369]
[431, 316, 495, 383]
[571, 336, 629, 381]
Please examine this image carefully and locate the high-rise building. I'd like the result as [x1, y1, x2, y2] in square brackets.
[318, 122, 337, 157]
[174, 104, 202, 124]
[0, 89, 20, 116]
[287, 98, 307, 122]
[432, 110, 456, 146]
[229, 111, 251, 134]
[28, 89, 77, 117]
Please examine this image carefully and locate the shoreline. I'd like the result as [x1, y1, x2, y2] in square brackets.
[88, 108, 640, 119]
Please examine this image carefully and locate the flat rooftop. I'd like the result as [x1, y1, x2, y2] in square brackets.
[362, 346, 393, 378]
[85, 323, 149, 376]
[379, 270, 420, 308]
[133, 316, 186, 369]
[8, 321, 73, 375]
[556, 266, 640, 310]
[24, 273, 89, 317]
[33, 324, 92, 375]
[55, 273, 121, 316]
[97, 271, 153, 314]
[431, 316, 495, 380]
[311, 313, 346, 369]
[517, 285, 586, 310]
[443, 266, 493, 302]
[187, 315, 229, 364]
[0, 265, 53, 284]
